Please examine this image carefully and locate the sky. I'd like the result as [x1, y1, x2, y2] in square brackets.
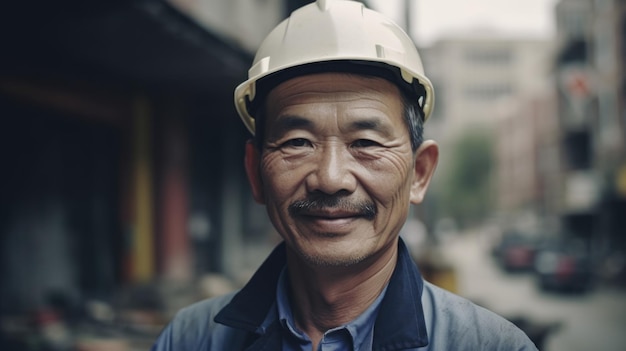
[368, 0, 559, 46]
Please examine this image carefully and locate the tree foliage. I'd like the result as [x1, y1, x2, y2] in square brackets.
[438, 130, 494, 229]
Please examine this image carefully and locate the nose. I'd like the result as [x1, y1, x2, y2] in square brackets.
[306, 143, 357, 195]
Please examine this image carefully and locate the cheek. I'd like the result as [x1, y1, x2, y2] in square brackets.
[260, 155, 307, 203]
[372, 180, 412, 211]
[361, 156, 414, 202]
[366, 170, 412, 239]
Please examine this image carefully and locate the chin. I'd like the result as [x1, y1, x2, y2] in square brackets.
[296, 243, 373, 268]
[304, 254, 368, 268]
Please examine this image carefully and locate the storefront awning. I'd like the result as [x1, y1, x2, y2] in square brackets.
[0, 0, 252, 97]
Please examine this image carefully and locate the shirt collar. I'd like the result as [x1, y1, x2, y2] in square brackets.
[214, 238, 429, 350]
[276, 267, 387, 350]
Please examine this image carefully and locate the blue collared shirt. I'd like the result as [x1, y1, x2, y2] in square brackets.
[276, 268, 387, 351]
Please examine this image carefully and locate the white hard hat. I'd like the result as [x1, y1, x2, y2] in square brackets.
[234, 0, 435, 135]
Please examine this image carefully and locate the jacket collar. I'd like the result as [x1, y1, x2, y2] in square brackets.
[214, 238, 429, 350]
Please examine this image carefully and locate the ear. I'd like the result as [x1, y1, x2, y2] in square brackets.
[410, 140, 439, 204]
[244, 140, 266, 204]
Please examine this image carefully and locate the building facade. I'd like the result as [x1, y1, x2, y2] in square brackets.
[553, 0, 626, 282]
[0, 0, 327, 317]
[420, 34, 555, 232]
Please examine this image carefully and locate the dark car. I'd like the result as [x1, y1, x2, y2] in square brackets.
[534, 238, 593, 292]
[492, 231, 539, 272]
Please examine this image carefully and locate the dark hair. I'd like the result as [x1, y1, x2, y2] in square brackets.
[401, 88, 425, 152]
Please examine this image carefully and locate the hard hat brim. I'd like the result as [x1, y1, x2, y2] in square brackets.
[235, 59, 434, 135]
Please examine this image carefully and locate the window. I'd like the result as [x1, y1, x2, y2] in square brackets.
[464, 83, 514, 100]
[464, 49, 513, 66]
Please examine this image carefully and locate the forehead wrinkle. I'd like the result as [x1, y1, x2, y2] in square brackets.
[266, 73, 404, 137]
[346, 117, 393, 136]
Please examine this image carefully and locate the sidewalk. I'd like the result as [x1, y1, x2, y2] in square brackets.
[1, 274, 238, 351]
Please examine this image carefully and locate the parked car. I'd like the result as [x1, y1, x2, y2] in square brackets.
[534, 238, 594, 292]
[492, 231, 539, 272]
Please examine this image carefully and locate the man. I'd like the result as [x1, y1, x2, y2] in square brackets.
[152, 0, 537, 350]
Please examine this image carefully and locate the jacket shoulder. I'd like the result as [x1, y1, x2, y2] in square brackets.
[151, 292, 244, 351]
[421, 282, 537, 350]
[175, 293, 236, 328]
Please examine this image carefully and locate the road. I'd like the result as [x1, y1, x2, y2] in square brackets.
[439, 232, 626, 351]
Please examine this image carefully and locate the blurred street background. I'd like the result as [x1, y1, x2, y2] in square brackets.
[442, 231, 626, 351]
[1, 0, 625, 350]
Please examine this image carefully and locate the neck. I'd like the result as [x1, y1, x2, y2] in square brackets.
[286, 241, 398, 348]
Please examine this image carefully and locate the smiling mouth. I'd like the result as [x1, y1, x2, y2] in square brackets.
[299, 209, 364, 221]
[295, 210, 367, 236]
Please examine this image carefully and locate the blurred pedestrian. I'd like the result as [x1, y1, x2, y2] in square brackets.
[152, 0, 537, 350]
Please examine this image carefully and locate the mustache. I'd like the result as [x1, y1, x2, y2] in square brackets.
[288, 195, 377, 220]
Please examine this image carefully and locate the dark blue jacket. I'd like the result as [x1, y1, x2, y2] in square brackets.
[151, 240, 537, 350]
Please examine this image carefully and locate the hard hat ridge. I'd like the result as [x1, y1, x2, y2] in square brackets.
[234, 0, 435, 135]
[316, 0, 332, 11]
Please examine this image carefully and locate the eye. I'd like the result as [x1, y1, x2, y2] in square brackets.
[352, 139, 380, 148]
[282, 138, 312, 148]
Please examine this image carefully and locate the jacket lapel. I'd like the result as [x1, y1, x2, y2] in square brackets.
[372, 239, 429, 350]
[214, 239, 430, 351]
[214, 242, 286, 333]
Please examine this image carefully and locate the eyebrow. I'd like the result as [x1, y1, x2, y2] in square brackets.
[351, 119, 382, 131]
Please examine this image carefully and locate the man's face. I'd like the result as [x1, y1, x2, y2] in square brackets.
[245, 72, 438, 268]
